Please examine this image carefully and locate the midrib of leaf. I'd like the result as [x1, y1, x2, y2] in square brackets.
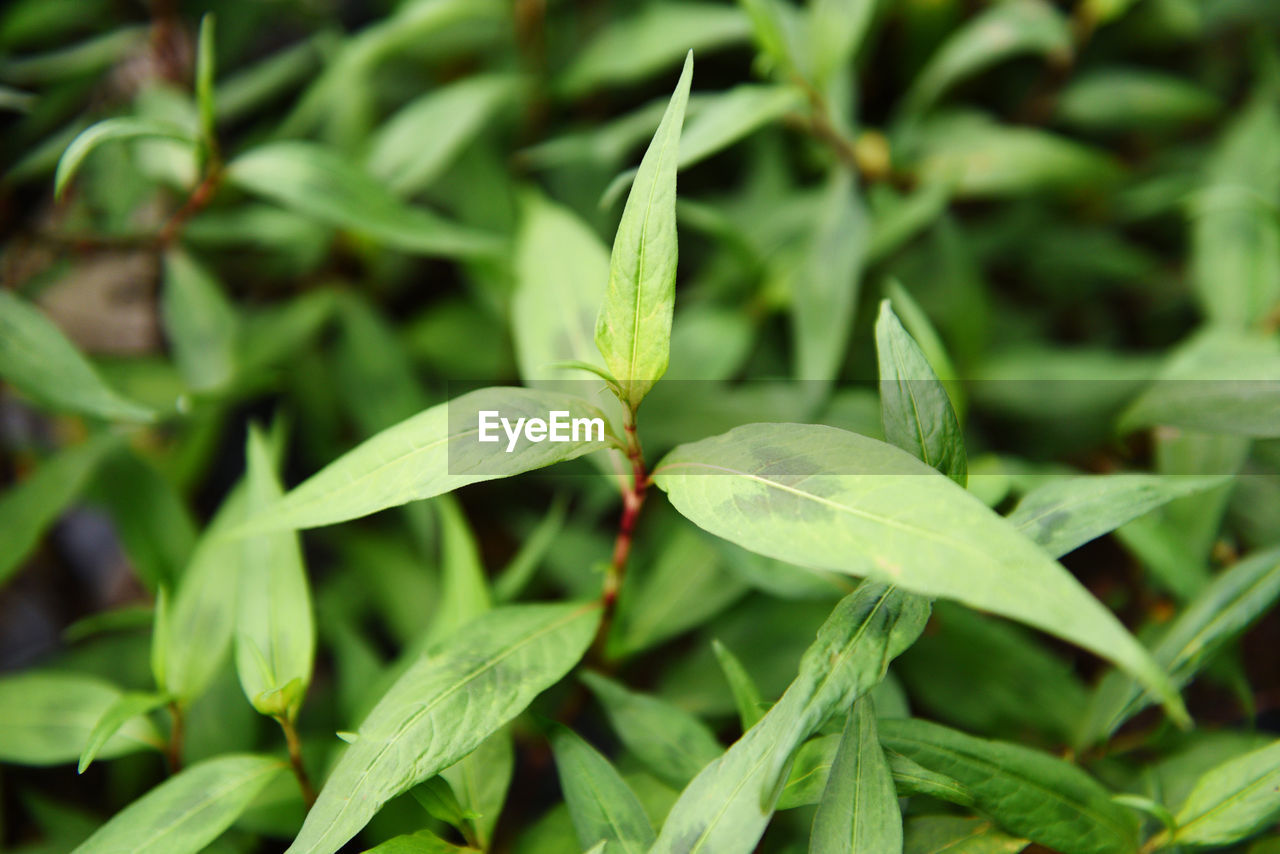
[686, 588, 893, 853]
[893, 344, 933, 468]
[884, 734, 1131, 845]
[1176, 765, 1280, 837]
[579, 765, 643, 854]
[933, 821, 1000, 854]
[626, 123, 675, 390]
[308, 604, 597, 840]
[128, 762, 282, 851]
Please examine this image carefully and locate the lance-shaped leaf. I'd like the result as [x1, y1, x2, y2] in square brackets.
[1165, 739, 1280, 847]
[225, 141, 501, 259]
[0, 290, 155, 422]
[425, 494, 491, 645]
[779, 734, 974, 810]
[235, 425, 315, 720]
[78, 691, 168, 773]
[878, 719, 1137, 854]
[162, 249, 239, 393]
[1007, 474, 1229, 559]
[876, 300, 965, 485]
[549, 722, 655, 854]
[71, 754, 284, 854]
[651, 423, 1189, 726]
[902, 816, 1027, 854]
[1079, 544, 1280, 747]
[594, 52, 692, 410]
[712, 639, 765, 731]
[286, 602, 600, 854]
[441, 728, 513, 851]
[581, 671, 722, 790]
[358, 829, 475, 853]
[0, 671, 162, 766]
[810, 698, 902, 853]
[55, 116, 195, 198]
[651, 584, 929, 853]
[237, 387, 611, 534]
[0, 432, 120, 586]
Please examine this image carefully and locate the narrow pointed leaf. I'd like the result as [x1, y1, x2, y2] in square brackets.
[712, 639, 766, 731]
[71, 754, 284, 854]
[549, 723, 655, 854]
[55, 117, 195, 198]
[358, 829, 476, 853]
[902, 816, 1027, 854]
[652, 423, 1188, 726]
[441, 729, 514, 851]
[426, 495, 492, 646]
[78, 691, 168, 774]
[594, 53, 692, 409]
[286, 602, 600, 854]
[161, 249, 238, 393]
[1169, 739, 1280, 847]
[651, 584, 929, 854]
[0, 290, 155, 422]
[810, 698, 902, 853]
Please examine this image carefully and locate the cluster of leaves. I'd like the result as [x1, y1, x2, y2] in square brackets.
[2, 0, 1280, 853]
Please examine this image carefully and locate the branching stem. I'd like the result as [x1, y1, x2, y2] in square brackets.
[277, 715, 317, 809]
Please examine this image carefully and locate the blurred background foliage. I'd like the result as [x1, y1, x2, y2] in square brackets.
[2, 0, 1280, 851]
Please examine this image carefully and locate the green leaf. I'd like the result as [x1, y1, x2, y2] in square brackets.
[235, 424, 314, 720]
[1120, 331, 1280, 438]
[548, 723, 656, 854]
[0, 290, 156, 422]
[651, 423, 1189, 727]
[54, 116, 195, 198]
[792, 170, 868, 387]
[902, 816, 1027, 854]
[560, 5, 745, 95]
[711, 639, 766, 731]
[0, 432, 120, 586]
[885, 281, 964, 420]
[236, 387, 611, 534]
[594, 52, 693, 410]
[225, 141, 501, 258]
[1056, 68, 1219, 133]
[441, 728, 514, 851]
[512, 191, 610, 387]
[876, 300, 966, 485]
[808, 0, 876, 87]
[358, 829, 476, 853]
[899, 0, 1071, 122]
[366, 74, 520, 197]
[71, 754, 284, 854]
[285, 602, 600, 854]
[78, 691, 168, 774]
[651, 584, 929, 853]
[162, 249, 238, 393]
[425, 494, 492, 645]
[411, 776, 475, 838]
[0, 671, 161, 766]
[1007, 475, 1229, 558]
[494, 495, 568, 602]
[1079, 544, 1280, 746]
[581, 671, 722, 790]
[194, 13, 216, 155]
[878, 719, 1138, 854]
[810, 698, 902, 853]
[1168, 739, 1280, 847]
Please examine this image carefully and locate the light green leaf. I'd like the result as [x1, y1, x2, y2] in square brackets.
[441, 728, 514, 851]
[878, 719, 1137, 854]
[0, 432, 120, 586]
[711, 639, 766, 731]
[885, 281, 964, 419]
[581, 671, 722, 790]
[195, 14, 216, 154]
[1079, 544, 1280, 746]
[876, 300, 966, 485]
[560, 5, 745, 95]
[808, 0, 876, 87]
[1007, 474, 1229, 558]
[426, 494, 492, 645]
[651, 423, 1189, 726]
[1120, 331, 1280, 438]
[792, 170, 868, 387]
[512, 191, 610, 386]
[225, 141, 501, 258]
[594, 52, 693, 410]
[71, 754, 284, 854]
[651, 584, 929, 854]
[494, 495, 568, 602]
[358, 829, 476, 853]
[1169, 740, 1280, 847]
[900, 0, 1071, 121]
[1057, 68, 1218, 133]
[0, 671, 161, 766]
[549, 723, 655, 854]
[902, 816, 1027, 854]
[810, 698, 902, 853]
[54, 116, 195, 198]
[0, 290, 156, 422]
[411, 776, 475, 838]
[162, 249, 238, 393]
[236, 387, 611, 534]
[286, 602, 600, 854]
[366, 74, 520, 197]
[235, 425, 315, 720]
[78, 691, 168, 774]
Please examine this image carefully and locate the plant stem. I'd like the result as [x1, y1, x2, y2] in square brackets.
[165, 702, 184, 773]
[158, 162, 223, 248]
[277, 715, 317, 809]
[597, 409, 649, 649]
